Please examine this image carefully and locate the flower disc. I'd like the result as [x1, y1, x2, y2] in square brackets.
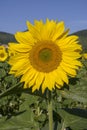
[29, 41, 62, 73]
[0, 46, 8, 61]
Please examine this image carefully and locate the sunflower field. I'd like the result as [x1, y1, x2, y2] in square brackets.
[0, 19, 87, 130]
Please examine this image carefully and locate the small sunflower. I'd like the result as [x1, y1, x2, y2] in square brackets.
[0, 46, 8, 61]
[82, 53, 87, 59]
[8, 49, 16, 57]
[0, 45, 6, 51]
[8, 19, 82, 93]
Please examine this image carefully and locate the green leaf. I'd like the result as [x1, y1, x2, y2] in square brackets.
[57, 108, 87, 130]
[0, 82, 23, 98]
[0, 93, 39, 130]
[4, 75, 18, 86]
[0, 61, 9, 69]
[0, 69, 6, 78]
[0, 80, 46, 99]
[60, 88, 87, 104]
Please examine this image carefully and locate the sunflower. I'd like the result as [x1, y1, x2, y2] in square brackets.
[8, 19, 82, 93]
[0, 45, 6, 51]
[8, 49, 16, 57]
[82, 53, 87, 59]
[0, 46, 8, 61]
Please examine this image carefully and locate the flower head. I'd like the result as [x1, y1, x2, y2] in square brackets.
[8, 19, 82, 93]
[0, 45, 8, 61]
[82, 53, 87, 59]
[0, 45, 6, 51]
[8, 49, 16, 57]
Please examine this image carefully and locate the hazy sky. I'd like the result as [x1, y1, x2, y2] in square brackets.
[0, 0, 87, 34]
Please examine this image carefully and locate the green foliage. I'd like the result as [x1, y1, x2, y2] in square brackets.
[0, 94, 39, 130]
[56, 108, 87, 130]
[0, 61, 23, 120]
[0, 59, 87, 130]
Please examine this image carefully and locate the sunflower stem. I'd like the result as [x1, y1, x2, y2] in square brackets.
[48, 92, 53, 130]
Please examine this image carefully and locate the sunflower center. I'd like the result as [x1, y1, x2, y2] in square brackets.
[39, 48, 52, 62]
[0, 52, 5, 58]
[29, 41, 62, 73]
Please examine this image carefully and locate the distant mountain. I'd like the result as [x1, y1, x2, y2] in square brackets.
[0, 32, 17, 44]
[0, 30, 87, 51]
[72, 30, 87, 52]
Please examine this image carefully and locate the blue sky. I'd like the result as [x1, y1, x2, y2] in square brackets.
[0, 0, 87, 34]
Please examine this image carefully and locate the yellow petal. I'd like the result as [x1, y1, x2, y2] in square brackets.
[56, 67, 69, 84]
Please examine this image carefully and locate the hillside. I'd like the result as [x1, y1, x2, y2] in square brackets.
[0, 30, 87, 51]
[0, 32, 17, 44]
[72, 29, 87, 52]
